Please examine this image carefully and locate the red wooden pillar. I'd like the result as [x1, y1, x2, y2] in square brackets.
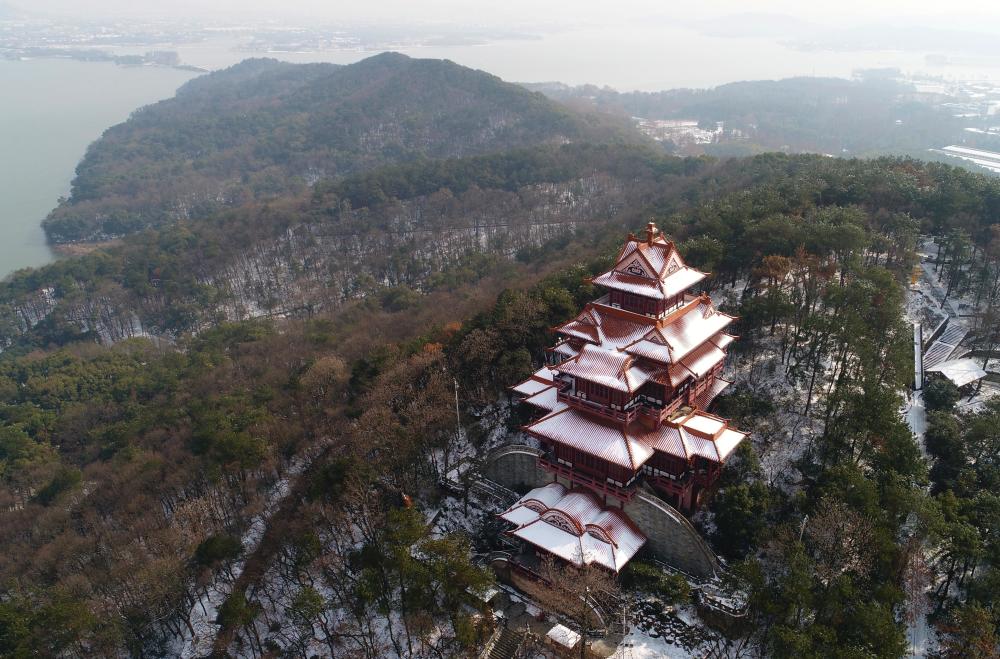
[680, 482, 694, 511]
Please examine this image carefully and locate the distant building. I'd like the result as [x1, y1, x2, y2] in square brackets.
[504, 223, 747, 573]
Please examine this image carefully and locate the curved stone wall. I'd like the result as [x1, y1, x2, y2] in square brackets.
[483, 445, 548, 493]
[623, 492, 720, 578]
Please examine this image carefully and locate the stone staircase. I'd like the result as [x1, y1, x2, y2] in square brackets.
[486, 626, 526, 659]
[477, 623, 527, 659]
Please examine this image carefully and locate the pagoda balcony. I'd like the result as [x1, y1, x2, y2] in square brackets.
[647, 471, 693, 496]
[692, 466, 722, 488]
[556, 390, 639, 425]
[636, 394, 687, 426]
[556, 388, 691, 428]
[538, 454, 639, 502]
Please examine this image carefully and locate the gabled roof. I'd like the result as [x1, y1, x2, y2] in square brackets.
[548, 340, 580, 362]
[555, 344, 660, 394]
[590, 224, 707, 300]
[678, 342, 727, 379]
[642, 295, 735, 363]
[610, 295, 734, 365]
[556, 307, 604, 344]
[657, 331, 727, 386]
[636, 409, 747, 462]
[592, 268, 706, 301]
[554, 303, 655, 350]
[499, 483, 646, 573]
[622, 337, 674, 365]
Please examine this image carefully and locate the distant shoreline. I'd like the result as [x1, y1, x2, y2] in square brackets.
[0, 58, 198, 278]
[1, 48, 208, 73]
[51, 239, 123, 258]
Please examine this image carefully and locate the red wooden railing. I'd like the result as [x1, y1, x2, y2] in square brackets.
[537, 456, 638, 502]
[557, 389, 691, 428]
[556, 390, 639, 425]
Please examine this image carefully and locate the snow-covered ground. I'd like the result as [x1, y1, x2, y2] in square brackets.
[167, 449, 319, 658]
[725, 342, 822, 494]
[613, 629, 697, 659]
[907, 610, 936, 659]
[905, 392, 928, 451]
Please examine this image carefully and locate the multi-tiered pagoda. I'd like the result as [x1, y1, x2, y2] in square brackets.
[503, 223, 746, 572]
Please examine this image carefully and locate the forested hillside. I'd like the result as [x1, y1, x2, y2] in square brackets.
[3, 148, 1000, 656]
[43, 53, 641, 243]
[12, 146, 1000, 356]
[4, 44, 1000, 657]
[3, 145, 700, 350]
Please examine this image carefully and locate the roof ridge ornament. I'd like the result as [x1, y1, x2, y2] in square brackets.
[645, 221, 658, 246]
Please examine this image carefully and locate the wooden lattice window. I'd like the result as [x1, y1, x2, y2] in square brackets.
[587, 527, 613, 545]
[542, 511, 581, 536]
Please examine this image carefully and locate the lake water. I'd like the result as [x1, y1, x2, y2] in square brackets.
[0, 59, 195, 279]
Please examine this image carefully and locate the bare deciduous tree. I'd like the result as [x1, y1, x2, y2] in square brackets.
[534, 552, 620, 659]
[806, 496, 875, 587]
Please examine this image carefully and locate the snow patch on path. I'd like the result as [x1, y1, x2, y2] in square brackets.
[168, 450, 318, 658]
[613, 630, 697, 659]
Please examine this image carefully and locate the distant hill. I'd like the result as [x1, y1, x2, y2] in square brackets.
[526, 76, 963, 159]
[44, 53, 641, 243]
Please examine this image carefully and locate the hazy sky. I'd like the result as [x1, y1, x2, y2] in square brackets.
[11, 0, 1000, 89]
[15, 0, 1000, 30]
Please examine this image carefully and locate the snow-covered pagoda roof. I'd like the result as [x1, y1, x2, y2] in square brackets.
[554, 294, 734, 365]
[522, 385, 565, 413]
[554, 303, 655, 349]
[510, 366, 557, 396]
[635, 409, 747, 463]
[693, 377, 732, 410]
[638, 296, 735, 363]
[547, 339, 580, 362]
[525, 408, 655, 469]
[499, 482, 646, 573]
[592, 266, 706, 301]
[525, 406, 746, 467]
[590, 223, 707, 301]
[675, 341, 727, 380]
[555, 344, 660, 394]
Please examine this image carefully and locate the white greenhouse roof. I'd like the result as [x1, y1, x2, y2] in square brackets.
[546, 624, 581, 648]
[927, 358, 987, 388]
